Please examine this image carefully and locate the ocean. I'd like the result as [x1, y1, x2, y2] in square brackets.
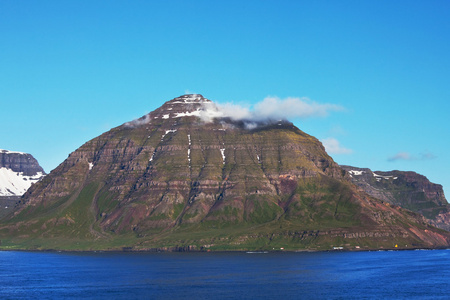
[1, 249, 449, 299]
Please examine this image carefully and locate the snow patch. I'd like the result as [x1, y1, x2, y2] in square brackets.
[174, 110, 202, 118]
[182, 95, 206, 103]
[373, 172, 396, 180]
[0, 149, 26, 155]
[348, 170, 364, 176]
[162, 114, 170, 119]
[88, 162, 94, 170]
[0, 168, 44, 196]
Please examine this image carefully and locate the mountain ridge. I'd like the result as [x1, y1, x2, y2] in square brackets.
[341, 165, 450, 231]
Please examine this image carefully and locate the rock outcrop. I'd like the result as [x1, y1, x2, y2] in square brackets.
[341, 165, 450, 231]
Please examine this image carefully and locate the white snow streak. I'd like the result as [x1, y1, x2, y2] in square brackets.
[161, 129, 177, 141]
[373, 172, 397, 180]
[187, 134, 191, 167]
[220, 148, 225, 164]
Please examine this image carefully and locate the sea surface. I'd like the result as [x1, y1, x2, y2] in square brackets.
[1, 249, 449, 299]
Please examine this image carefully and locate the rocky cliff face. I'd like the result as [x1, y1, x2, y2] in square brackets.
[0, 150, 45, 176]
[2, 95, 449, 251]
[341, 165, 450, 231]
[0, 150, 45, 219]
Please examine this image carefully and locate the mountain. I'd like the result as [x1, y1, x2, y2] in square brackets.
[341, 165, 450, 231]
[1, 94, 449, 251]
[0, 149, 45, 219]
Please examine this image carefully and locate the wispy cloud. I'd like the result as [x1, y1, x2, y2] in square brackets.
[212, 96, 344, 122]
[184, 89, 196, 95]
[388, 151, 437, 162]
[253, 96, 344, 120]
[124, 114, 152, 128]
[321, 138, 353, 155]
[125, 95, 344, 129]
[420, 152, 437, 160]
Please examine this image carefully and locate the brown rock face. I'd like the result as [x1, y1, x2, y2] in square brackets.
[2, 95, 450, 251]
[341, 165, 450, 231]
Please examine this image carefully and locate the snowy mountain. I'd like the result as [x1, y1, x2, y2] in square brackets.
[0, 149, 45, 197]
[0, 149, 45, 219]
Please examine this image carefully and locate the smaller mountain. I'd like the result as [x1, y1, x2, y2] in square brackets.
[0, 149, 45, 219]
[341, 165, 450, 231]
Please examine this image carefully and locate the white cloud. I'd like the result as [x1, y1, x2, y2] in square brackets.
[212, 96, 344, 122]
[253, 96, 344, 120]
[124, 114, 151, 128]
[215, 102, 251, 120]
[125, 95, 344, 129]
[184, 89, 196, 95]
[321, 138, 353, 155]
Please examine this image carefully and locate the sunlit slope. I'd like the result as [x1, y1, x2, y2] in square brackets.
[1, 95, 449, 251]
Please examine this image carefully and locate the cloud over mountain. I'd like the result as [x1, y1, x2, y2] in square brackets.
[213, 96, 344, 122]
[124, 94, 344, 131]
[321, 138, 353, 155]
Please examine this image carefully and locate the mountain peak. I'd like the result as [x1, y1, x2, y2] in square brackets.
[172, 94, 207, 101]
[125, 94, 220, 128]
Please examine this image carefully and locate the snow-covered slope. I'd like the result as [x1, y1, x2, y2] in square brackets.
[0, 149, 45, 197]
[0, 167, 44, 196]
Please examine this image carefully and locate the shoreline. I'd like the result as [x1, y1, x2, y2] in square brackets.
[1, 245, 449, 254]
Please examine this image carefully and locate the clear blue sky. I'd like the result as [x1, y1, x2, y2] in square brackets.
[2, 1, 450, 197]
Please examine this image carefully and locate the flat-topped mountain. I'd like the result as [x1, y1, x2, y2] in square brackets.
[1, 95, 449, 251]
[341, 165, 450, 231]
[0, 149, 45, 219]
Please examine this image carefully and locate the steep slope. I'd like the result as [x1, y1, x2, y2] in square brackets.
[0, 150, 45, 219]
[341, 165, 450, 231]
[1, 95, 449, 251]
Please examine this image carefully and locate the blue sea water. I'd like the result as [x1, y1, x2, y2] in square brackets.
[1, 250, 449, 299]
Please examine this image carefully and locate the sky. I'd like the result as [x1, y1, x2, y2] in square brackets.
[1, 0, 450, 197]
